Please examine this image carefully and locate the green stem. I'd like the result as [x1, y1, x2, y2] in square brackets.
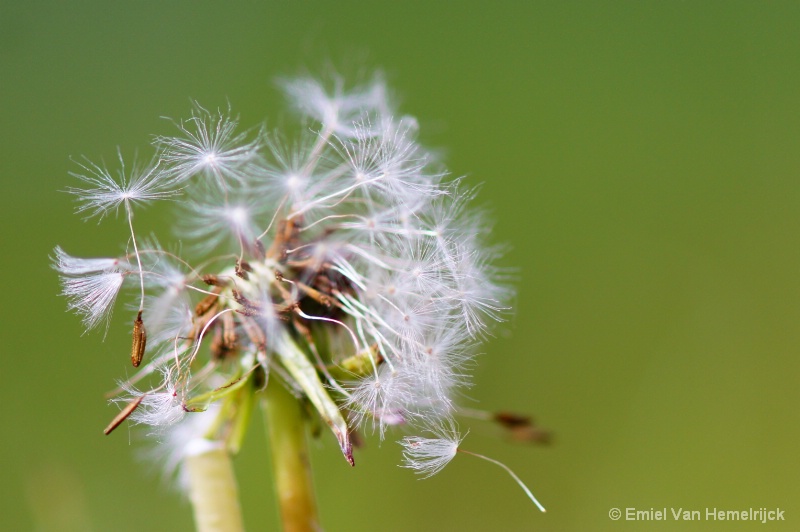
[185, 439, 245, 532]
[263, 381, 320, 532]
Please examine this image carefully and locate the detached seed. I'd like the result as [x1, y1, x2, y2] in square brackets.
[104, 395, 145, 435]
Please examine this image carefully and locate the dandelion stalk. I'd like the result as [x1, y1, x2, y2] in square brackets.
[185, 439, 245, 532]
[263, 380, 320, 532]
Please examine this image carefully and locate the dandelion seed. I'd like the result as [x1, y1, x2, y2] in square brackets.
[68, 153, 177, 219]
[279, 74, 395, 138]
[401, 427, 546, 513]
[156, 104, 262, 188]
[400, 425, 463, 478]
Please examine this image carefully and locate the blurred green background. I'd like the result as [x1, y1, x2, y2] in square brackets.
[2, 2, 799, 531]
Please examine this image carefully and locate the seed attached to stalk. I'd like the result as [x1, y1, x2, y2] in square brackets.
[195, 288, 221, 316]
[201, 274, 229, 287]
[131, 310, 146, 367]
[235, 258, 252, 280]
[253, 238, 266, 258]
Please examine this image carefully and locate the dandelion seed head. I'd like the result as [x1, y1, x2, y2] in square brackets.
[56, 70, 514, 487]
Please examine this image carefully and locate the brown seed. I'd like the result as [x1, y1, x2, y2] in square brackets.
[104, 395, 145, 435]
[222, 311, 238, 348]
[508, 426, 552, 445]
[232, 289, 263, 313]
[493, 411, 533, 429]
[131, 311, 146, 367]
[266, 218, 300, 262]
[211, 336, 238, 359]
[265, 220, 287, 260]
[295, 280, 333, 307]
[188, 307, 217, 341]
[253, 238, 266, 258]
[235, 258, 252, 279]
[210, 327, 226, 359]
[201, 274, 229, 287]
[195, 289, 221, 316]
[239, 315, 266, 352]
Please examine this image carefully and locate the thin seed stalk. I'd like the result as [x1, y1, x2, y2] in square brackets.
[263, 381, 320, 532]
[185, 439, 245, 532]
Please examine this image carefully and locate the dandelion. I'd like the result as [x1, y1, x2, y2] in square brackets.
[55, 70, 544, 531]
